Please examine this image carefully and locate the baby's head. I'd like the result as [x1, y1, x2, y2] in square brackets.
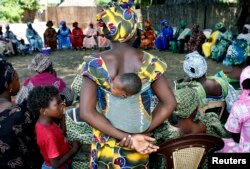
[27, 86, 65, 120]
[110, 73, 142, 98]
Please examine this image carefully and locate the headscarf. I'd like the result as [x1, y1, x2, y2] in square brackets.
[183, 51, 207, 78]
[223, 38, 248, 66]
[5, 24, 9, 29]
[46, 20, 53, 27]
[60, 20, 66, 26]
[173, 87, 199, 118]
[144, 20, 152, 27]
[27, 22, 32, 27]
[240, 66, 250, 90]
[96, 0, 137, 42]
[243, 24, 250, 33]
[180, 20, 186, 28]
[192, 24, 199, 32]
[161, 19, 169, 27]
[239, 66, 250, 100]
[73, 22, 78, 28]
[0, 60, 15, 94]
[215, 22, 224, 30]
[29, 54, 52, 73]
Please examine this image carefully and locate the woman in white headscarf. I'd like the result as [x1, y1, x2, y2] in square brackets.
[237, 24, 250, 44]
[181, 51, 237, 113]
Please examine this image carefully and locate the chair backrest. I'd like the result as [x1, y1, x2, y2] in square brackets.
[198, 100, 226, 119]
[155, 134, 224, 169]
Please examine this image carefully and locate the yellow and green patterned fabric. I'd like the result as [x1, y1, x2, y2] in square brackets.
[96, 0, 137, 42]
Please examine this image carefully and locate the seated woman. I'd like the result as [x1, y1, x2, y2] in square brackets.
[97, 27, 110, 51]
[170, 20, 191, 53]
[0, 59, 43, 169]
[155, 19, 173, 51]
[0, 25, 15, 56]
[65, 107, 93, 169]
[182, 51, 238, 113]
[215, 42, 250, 90]
[16, 53, 74, 106]
[70, 22, 84, 50]
[187, 24, 206, 54]
[26, 22, 43, 52]
[140, 20, 156, 50]
[219, 66, 250, 153]
[211, 22, 233, 62]
[3, 24, 19, 55]
[222, 25, 249, 67]
[202, 29, 220, 58]
[151, 86, 226, 169]
[57, 20, 71, 49]
[80, 1, 176, 168]
[83, 22, 97, 49]
[237, 24, 250, 44]
[44, 20, 57, 50]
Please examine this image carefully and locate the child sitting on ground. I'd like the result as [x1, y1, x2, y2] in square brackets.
[27, 86, 81, 169]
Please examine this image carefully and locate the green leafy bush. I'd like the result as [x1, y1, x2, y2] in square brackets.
[0, 0, 40, 23]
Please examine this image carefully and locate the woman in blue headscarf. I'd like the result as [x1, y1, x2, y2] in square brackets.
[155, 19, 173, 51]
[26, 22, 43, 51]
[57, 20, 71, 49]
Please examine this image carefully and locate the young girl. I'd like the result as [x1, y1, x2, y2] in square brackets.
[27, 86, 80, 169]
[220, 66, 250, 152]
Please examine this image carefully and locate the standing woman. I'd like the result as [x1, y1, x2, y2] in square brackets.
[80, 0, 176, 168]
[0, 59, 42, 169]
[43, 20, 57, 50]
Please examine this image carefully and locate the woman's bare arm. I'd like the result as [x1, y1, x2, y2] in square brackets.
[145, 76, 177, 133]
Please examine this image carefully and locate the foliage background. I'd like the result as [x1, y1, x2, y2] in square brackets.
[0, 0, 40, 23]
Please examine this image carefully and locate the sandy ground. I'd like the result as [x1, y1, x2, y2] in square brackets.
[2, 22, 230, 88]
[6, 49, 230, 89]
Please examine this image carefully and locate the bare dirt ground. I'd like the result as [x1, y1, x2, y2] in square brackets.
[2, 22, 230, 88]
[6, 49, 230, 89]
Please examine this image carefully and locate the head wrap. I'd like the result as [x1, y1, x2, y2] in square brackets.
[243, 24, 250, 33]
[73, 22, 78, 27]
[161, 19, 169, 26]
[183, 51, 207, 78]
[27, 22, 32, 26]
[240, 66, 250, 90]
[144, 20, 152, 27]
[215, 22, 224, 30]
[5, 24, 9, 29]
[46, 20, 53, 27]
[223, 39, 248, 66]
[238, 66, 250, 100]
[60, 20, 66, 26]
[29, 54, 52, 73]
[174, 87, 199, 118]
[96, 0, 137, 42]
[0, 60, 15, 94]
[180, 20, 186, 27]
